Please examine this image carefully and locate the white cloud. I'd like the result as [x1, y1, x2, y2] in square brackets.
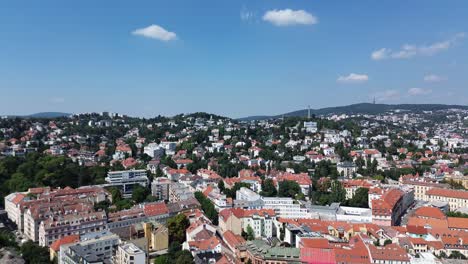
[337, 73, 369, 83]
[371, 33, 465, 60]
[263, 9, 318, 26]
[132, 24, 177, 41]
[50, 97, 65, 104]
[371, 48, 390, 60]
[423, 74, 446, 82]
[408, 87, 432, 96]
[374, 90, 401, 102]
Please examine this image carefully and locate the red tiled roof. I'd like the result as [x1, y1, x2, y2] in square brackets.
[188, 236, 221, 251]
[406, 225, 428, 235]
[413, 207, 446, 220]
[301, 247, 336, 264]
[300, 238, 330, 249]
[222, 230, 245, 249]
[364, 149, 380, 155]
[368, 243, 409, 262]
[447, 217, 468, 230]
[216, 255, 231, 264]
[144, 202, 168, 216]
[276, 172, 312, 186]
[334, 244, 370, 264]
[409, 237, 427, 245]
[11, 193, 26, 205]
[50, 235, 79, 251]
[219, 208, 242, 222]
[203, 185, 214, 197]
[426, 188, 468, 199]
[407, 217, 448, 229]
[175, 159, 193, 164]
[242, 209, 275, 218]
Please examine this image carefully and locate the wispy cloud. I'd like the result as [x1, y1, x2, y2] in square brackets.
[371, 33, 465, 60]
[263, 9, 318, 26]
[50, 97, 65, 104]
[132, 24, 177, 41]
[240, 7, 255, 22]
[337, 73, 369, 83]
[371, 48, 390, 60]
[374, 90, 401, 102]
[408, 87, 432, 96]
[423, 74, 446, 82]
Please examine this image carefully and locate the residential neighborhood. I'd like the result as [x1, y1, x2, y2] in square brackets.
[0, 107, 467, 263]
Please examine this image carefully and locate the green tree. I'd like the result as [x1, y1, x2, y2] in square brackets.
[132, 185, 150, 203]
[0, 230, 18, 249]
[108, 187, 122, 202]
[278, 180, 302, 198]
[194, 191, 218, 225]
[260, 179, 277, 197]
[218, 180, 225, 192]
[154, 255, 168, 264]
[246, 225, 255, 240]
[174, 250, 194, 264]
[20, 240, 51, 264]
[329, 180, 346, 203]
[346, 188, 369, 208]
[449, 251, 467, 259]
[113, 199, 133, 211]
[167, 214, 190, 244]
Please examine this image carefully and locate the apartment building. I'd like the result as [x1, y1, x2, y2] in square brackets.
[105, 169, 149, 198]
[372, 188, 410, 226]
[39, 211, 108, 247]
[4, 186, 109, 234]
[151, 177, 171, 201]
[425, 188, 468, 210]
[59, 231, 120, 264]
[169, 182, 194, 202]
[114, 242, 146, 264]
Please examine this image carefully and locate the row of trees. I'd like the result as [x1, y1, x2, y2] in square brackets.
[259, 178, 369, 208]
[194, 191, 219, 225]
[0, 153, 107, 206]
[155, 213, 193, 264]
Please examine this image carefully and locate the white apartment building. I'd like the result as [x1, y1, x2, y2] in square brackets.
[159, 141, 177, 156]
[151, 177, 171, 201]
[235, 187, 311, 219]
[114, 242, 146, 264]
[242, 211, 275, 238]
[143, 143, 165, 158]
[39, 211, 107, 247]
[59, 230, 120, 264]
[262, 197, 311, 219]
[236, 187, 261, 202]
[105, 169, 149, 198]
[4, 192, 27, 231]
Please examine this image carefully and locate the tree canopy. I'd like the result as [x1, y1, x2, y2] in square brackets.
[167, 214, 190, 244]
[278, 180, 302, 199]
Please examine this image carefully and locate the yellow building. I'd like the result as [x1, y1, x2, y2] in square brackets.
[426, 188, 468, 210]
[143, 222, 169, 252]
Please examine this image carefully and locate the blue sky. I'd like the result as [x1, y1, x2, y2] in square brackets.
[0, 0, 467, 118]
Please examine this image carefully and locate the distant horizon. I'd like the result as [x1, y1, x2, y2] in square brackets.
[4, 102, 468, 119]
[1, 1, 467, 117]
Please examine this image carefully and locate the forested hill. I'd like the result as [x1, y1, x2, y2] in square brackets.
[239, 103, 468, 121]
